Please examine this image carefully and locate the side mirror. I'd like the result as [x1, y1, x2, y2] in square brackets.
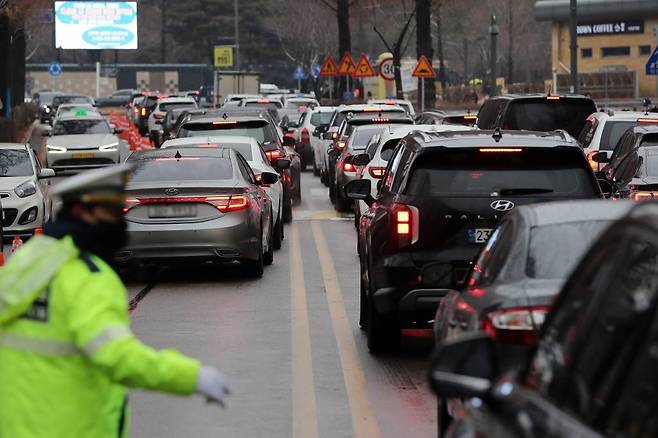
[259, 171, 279, 185]
[613, 152, 641, 186]
[282, 136, 296, 147]
[429, 333, 498, 399]
[590, 151, 609, 163]
[380, 149, 394, 161]
[275, 158, 291, 170]
[38, 168, 56, 179]
[344, 179, 373, 206]
[352, 153, 371, 167]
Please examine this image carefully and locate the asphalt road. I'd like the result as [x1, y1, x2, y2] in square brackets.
[125, 172, 437, 438]
[6, 125, 437, 437]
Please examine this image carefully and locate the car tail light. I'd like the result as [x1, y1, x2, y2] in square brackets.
[343, 161, 356, 173]
[336, 140, 347, 150]
[284, 132, 295, 139]
[630, 191, 658, 201]
[140, 107, 147, 117]
[124, 195, 249, 214]
[637, 118, 658, 123]
[368, 166, 386, 179]
[587, 151, 601, 171]
[266, 149, 282, 160]
[479, 148, 522, 153]
[153, 113, 164, 120]
[371, 117, 390, 122]
[482, 306, 549, 346]
[331, 131, 338, 140]
[301, 128, 310, 144]
[546, 95, 560, 100]
[212, 120, 238, 125]
[391, 203, 419, 249]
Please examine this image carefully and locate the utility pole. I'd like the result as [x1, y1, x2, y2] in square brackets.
[234, 0, 240, 71]
[435, 4, 447, 94]
[507, 0, 513, 84]
[160, 0, 166, 63]
[489, 15, 499, 96]
[569, 0, 578, 93]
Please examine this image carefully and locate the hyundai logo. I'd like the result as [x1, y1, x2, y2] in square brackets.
[490, 199, 515, 212]
[164, 188, 179, 196]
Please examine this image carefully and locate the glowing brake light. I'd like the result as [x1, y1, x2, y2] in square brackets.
[391, 203, 419, 249]
[257, 99, 271, 103]
[546, 95, 561, 100]
[331, 131, 338, 140]
[463, 115, 477, 120]
[212, 120, 238, 125]
[630, 191, 658, 201]
[482, 306, 549, 346]
[336, 140, 347, 150]
[265, 149, 282, 160]
[140, 107, 147, 116]
[479, 148, 523, 153]
[637, 118, 658, 123]
[368, 166, 386, 178]
[343, 162, 356, 173]
[301, 128, 310, 144]
[587, 151, 601, 171]
[371, 117, 390, 122]
[124, 198, 140, 213]
[124, 195, 249, 213]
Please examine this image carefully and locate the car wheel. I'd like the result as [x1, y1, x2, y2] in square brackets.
[264, 216, 274, 266]
[300, 157, 307, 172]
[437, 397, 452, 438]
[321, 169, 329, 186]
[283, 189, 293, 223]
[366, 278, 400, 353]
[329, 183, 336, 203]
[273, 215, 283, 250]
[359, 265, 368, 330]
[244, 229, 264, 278]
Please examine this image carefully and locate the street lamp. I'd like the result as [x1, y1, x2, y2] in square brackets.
[489, 15, 499, 96]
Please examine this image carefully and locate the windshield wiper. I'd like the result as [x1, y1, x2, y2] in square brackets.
[498, 188, 554, 196]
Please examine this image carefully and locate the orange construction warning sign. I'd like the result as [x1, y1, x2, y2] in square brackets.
[319, 55, 338, 77]
[352, 54, 376, 78]
[412, 55, 436, 78]
[337, 52, 357, 76]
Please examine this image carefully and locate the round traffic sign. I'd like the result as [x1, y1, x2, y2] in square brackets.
[379, 58, 395, 81]
[48, 62, 62, 77]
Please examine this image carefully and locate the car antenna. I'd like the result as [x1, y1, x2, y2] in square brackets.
[492, 127, 503, 142]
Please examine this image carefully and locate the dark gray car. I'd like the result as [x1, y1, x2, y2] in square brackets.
[120, 147, 279, 277]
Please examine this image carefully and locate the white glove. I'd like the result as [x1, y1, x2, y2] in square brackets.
[195, 365, 230, 407]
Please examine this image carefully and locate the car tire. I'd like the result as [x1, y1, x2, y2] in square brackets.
[283, 189, 293, 223]
[244, 231, 265, 278]
[359, 267, 368, 330]
[273, 216, 283, 250]
[437, 397, 452, 438]
[264, 217, 274, 266]
[366, 277, 400, 353]
[329, 183, 336, 203]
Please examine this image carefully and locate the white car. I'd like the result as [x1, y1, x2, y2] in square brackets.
[147, 97, 197, 145]
[354, 124, 476, 220]
[0, 143, 55, 239]
[296, 106, 335, 176]
[222, 94, 263, 106]
[160, 136, 286, 244]
[284, 97, 319, 110]
[55, 103, 97, 119]
[367, 99, 415, 117]
[578, 111, 658, 171]
[45, 111, 121, 173]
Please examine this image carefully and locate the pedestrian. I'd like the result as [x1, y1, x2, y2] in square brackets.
[0, 165, 230, 438]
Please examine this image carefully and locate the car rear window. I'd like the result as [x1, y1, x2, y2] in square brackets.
[159, 102, 195, 112]
[131, 157, 233, 182]
[310, 112, 332, 126]
[527, 221, 610, 279]
[405, 148, 597, 197]
[178, 121, 277, 145]
[506, 99, 596, 137]
[0, 149, 32, 177]
[600, 121, 638, 151]
[352, 126, 387, 149]
[245, 101, 282, 110]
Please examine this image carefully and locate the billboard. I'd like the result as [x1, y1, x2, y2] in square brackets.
[55, 2, 138, 50]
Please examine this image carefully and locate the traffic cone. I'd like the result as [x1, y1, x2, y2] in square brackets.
[11, 236, 23, 254]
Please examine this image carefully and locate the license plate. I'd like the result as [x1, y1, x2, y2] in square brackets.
[467, 228, 493, 243]
[72, 152, 95, 159]
[148, 205, 197, 218]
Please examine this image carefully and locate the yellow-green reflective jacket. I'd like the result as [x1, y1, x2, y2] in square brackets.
[0, 235, 200, 438]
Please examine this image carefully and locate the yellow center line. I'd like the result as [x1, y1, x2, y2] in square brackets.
[311, 221, 382, 438]
[290, 223, 319, 438]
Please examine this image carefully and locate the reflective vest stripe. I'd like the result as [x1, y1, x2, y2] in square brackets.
[83, 325, 133, 356]
[0, 332, 80, 356]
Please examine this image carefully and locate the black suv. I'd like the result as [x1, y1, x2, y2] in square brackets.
[345, 130, 601, 352]
[430, 201, 658, 438]
[477, 94, 597, 138]
[176, 110, 297, 222]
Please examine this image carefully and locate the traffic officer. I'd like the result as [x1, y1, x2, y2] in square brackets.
[0, 164, 230, 438]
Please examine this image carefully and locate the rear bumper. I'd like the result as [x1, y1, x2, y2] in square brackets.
[117, 216, 260, 263]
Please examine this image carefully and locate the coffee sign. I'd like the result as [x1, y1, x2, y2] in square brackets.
[577, 21, 643, 36]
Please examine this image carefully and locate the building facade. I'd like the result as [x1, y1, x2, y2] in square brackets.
[535, 0, 658, 98]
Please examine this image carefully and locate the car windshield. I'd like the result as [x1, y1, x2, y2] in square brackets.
[310, 112, 332, 127]
[131, 157, 233, 182]
[507, 99, 596, 137]
[39, 93, 61, 105]
[0, 149, 32, 177]
[527, 221, 611, 279]
[599, 121, 638, 151]
[159, 102, 196, 112]
[405, 148, 597, 197]
[178, 122, 277, 145]
[52, 119, 111, 135]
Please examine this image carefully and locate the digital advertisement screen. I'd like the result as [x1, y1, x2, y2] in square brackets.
[54, 1, 138, 50]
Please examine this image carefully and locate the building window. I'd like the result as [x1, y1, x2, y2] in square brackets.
[601, 46, 630, 57]
[640, 45, 652, 55]
[581, 48, 593, 58]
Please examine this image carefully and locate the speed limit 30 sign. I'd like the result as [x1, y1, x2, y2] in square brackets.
[379, 58, 395, 81]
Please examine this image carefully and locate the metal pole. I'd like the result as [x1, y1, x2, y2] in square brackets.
[569, 0, 578, 93]
[329, 78, 333, 102]
[655, 26, 658, 99]
[160, 0, 166, 63]
[421, 77, 425, 112]
[234, 0, 240, 71]
[96, 61, 101, 97]
[489, 16, 499, 96]
[298, 78, 301, 92]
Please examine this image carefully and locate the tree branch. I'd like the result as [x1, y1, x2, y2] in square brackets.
[395, 10, 416, 51]
[318, 0, 337, 12]
[373, 26, 393, 53]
